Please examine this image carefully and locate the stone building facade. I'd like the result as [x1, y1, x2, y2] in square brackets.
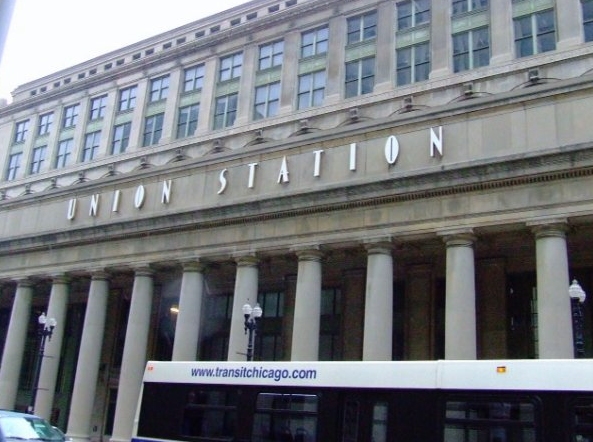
[0, 0, 592, 441]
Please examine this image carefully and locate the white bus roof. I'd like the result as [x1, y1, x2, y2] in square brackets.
[142, 359, 593, 392]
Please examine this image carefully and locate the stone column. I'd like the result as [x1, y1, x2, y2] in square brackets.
[442, 231, 477, 360]
[532, 222, 573, 358]
[110, 267, 154, 442]
[67, 271, 110, 442]
[363, 240, 393, 361]
[405, 264, 432, 360]
[490, 0, 514, 64]
[291, 248, 323, 361]
[556, 0, 583, 50]
[227, 255, 259, 362]
[35, 275, 69, 420]
[0, 279, 33, 409]
[172, 261, 205, 361]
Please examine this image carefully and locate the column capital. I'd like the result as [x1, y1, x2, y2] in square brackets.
[437, 228, 476, 247]
[133, 265, 154, 277]
[363, 237, 393, 255]
[90, 270, 110, 281]
[527, 219, 568, 239]
[293, 247, 324, 262]
[234, 254, 259, 268]
[181, 259, 206, 273]
[50, 274, 70, 285]
[14, 278, 33, 288]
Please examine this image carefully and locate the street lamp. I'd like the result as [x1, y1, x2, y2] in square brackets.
[29, 312, 57, 414]
[568, 280, 587, 358]
[242, 303, 262, 361]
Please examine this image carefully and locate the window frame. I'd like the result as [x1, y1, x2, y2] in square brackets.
[89, 95, 107, 120]
[118, 85, 137, 112]
[397, 0, 431, 30]
[6, 152, 22, 181]
[143, 113, 165, 146]
[111, 122, 132, 155]
[259, 40, 284, 70]
[345, 57, 375, 98]
[347, 10, 378, 45]
[301, 26, 329, 58]
[253, 82, 281, 120]
[396, 42, 431, 85]
[452, 0, 489, 16]
[584, 0, 593, 42]
[213, 93, 238, 129]
[219, 53, 243, 82]
[176, 103, 200, 139]
[514, 9, 556, 58]
[37, 113, 53, 137]
[183, 64, 205, 93]
[62, 104, 80, 129]
[297, 70, 326, 109]
[56, 138, 73, 169]
[14, 120, 29, 144]
[452, 27, 490, 72]
[30, 145, 47, 174]
[149, 76, 170, 102]
[82, 131, 101, 162]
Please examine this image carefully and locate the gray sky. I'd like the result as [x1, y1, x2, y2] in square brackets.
[0, 0, 248, 101]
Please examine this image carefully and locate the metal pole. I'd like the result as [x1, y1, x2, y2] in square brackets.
[571, 297, 586, 358]
[29, 332, 46, 414]
[246, 325, 254, 362]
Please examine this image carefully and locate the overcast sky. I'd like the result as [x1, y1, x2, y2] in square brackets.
[0, 0, 249, 101]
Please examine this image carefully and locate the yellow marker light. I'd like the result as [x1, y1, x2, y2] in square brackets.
[496, 366, 507, 373]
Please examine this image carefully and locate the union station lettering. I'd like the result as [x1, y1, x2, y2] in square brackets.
[66, 126, 444, 221]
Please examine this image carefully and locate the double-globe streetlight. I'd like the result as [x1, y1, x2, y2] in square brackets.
[29, 312, 57, 414]
[568, 280, 587, 358]
[242, 303, 262, 361]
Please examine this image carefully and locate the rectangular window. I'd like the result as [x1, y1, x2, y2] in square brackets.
[37, 113, 53, 136]
[118, 85, 137, 112]
[30, 146, 47, 174]
[583, 1, 593, 42]
[345, 57, 375, 98]
[347, 11, 377, 44]
[397, 0, 430, 30]
[183, 64, 205, 92]
[219, 53, 243, 82]
[320, 287, 342, 360]
[453, 27, 490, 72]
[56, 139, 73, 168]
[252, 393, 318, 442]
[82, 131, 101, 162]
[452, 0, 489, 15]
[298, 70, 326, 109]
[89, 95, 107, 120]
[6, 152, 22, 180]
[254, 82, 280, 120]
[213, 93, 238, 129]
[62, 104, 80, 128]
[259, 40, 284, 70]
[111, 122, 131, 155]
[396, 42, 430, 85]
[514, 10, 556, 57]
[149, 75, 170, 102]
[14, 120, 29, 143]
[143, 113, 164, 146]
[177, 103, 199, 138]
[301, 26, 329, 58]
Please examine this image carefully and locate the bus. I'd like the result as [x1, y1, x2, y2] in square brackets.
[132, 359, 593, 442]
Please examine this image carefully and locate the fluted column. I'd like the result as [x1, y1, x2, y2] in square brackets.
[67, 271, 110, 442]
[0, 279, 33, 409]
[291, 248, 323, 361]
[363, 240, 393, 361]
[442, 231, 477, 360]
[227, 255, 259, 361]
[172, 261, 205, 361]
[532, 222, 573, 358]
[35, 274, 69, 419]
[110, 267, 154, 442]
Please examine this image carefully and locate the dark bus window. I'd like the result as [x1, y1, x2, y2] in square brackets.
[252, 393, 318, 442]
[444, 396, 538, 442]
[180, 389, 237, 439]
[571, 397, 593, 441]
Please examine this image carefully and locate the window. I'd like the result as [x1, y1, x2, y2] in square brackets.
[583, 1, 593, 42]
[453, 27, 490, 72]
[397, 0, 430, 30]
[183, 64, 205, 92]
[256, 291, 285, 361]
[213, 93, 238, 129]
[149, 76, 170, 102]
[298, 70, 326, 109]
[82, 131, 101, 162]
[118, 86, 137, 111]
[219, 53, 243, 81]
[14, 120, 29, 143]
[56, 139, 73, 168]
[452, 0, 489, 15]
[347, 11, 377, 44]
[254, 82, 280, 120]
[111, 122, 131, 155]
[89, 95, 107, 120]
[62, 104, 79, 128]
[6, 153, 22, 180]
[301, 26, 329, 58]
[320, 287, 342, 360]
[30, 146, 47, 174]
[259, 41, 284, 70]
[143, 114, 164, 146]
[345, 57, 375, 98]
[397, 42, 430, 85]
[252, 393, 318, 442]
[514, 10, 556, 57]
[177, 104, 199, 138]
[37, 113, 53, 136]
[571, 397, 593, 441]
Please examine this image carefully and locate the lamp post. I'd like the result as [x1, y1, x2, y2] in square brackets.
[242, 303, 262, 361]
[568, 280, 587, 358]
[29, 312, 57, 414]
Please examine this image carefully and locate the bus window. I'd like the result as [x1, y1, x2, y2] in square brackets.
[371, 402, 388, 442]
[342, 401, 359, 442]
[179, 389, 237, 439]
[571, 397, 593, 441]
[443, 397, 538, 442]
[251, 393, 318, 442]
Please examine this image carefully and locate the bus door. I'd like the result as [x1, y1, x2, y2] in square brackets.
[339, 392, 391, 442]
